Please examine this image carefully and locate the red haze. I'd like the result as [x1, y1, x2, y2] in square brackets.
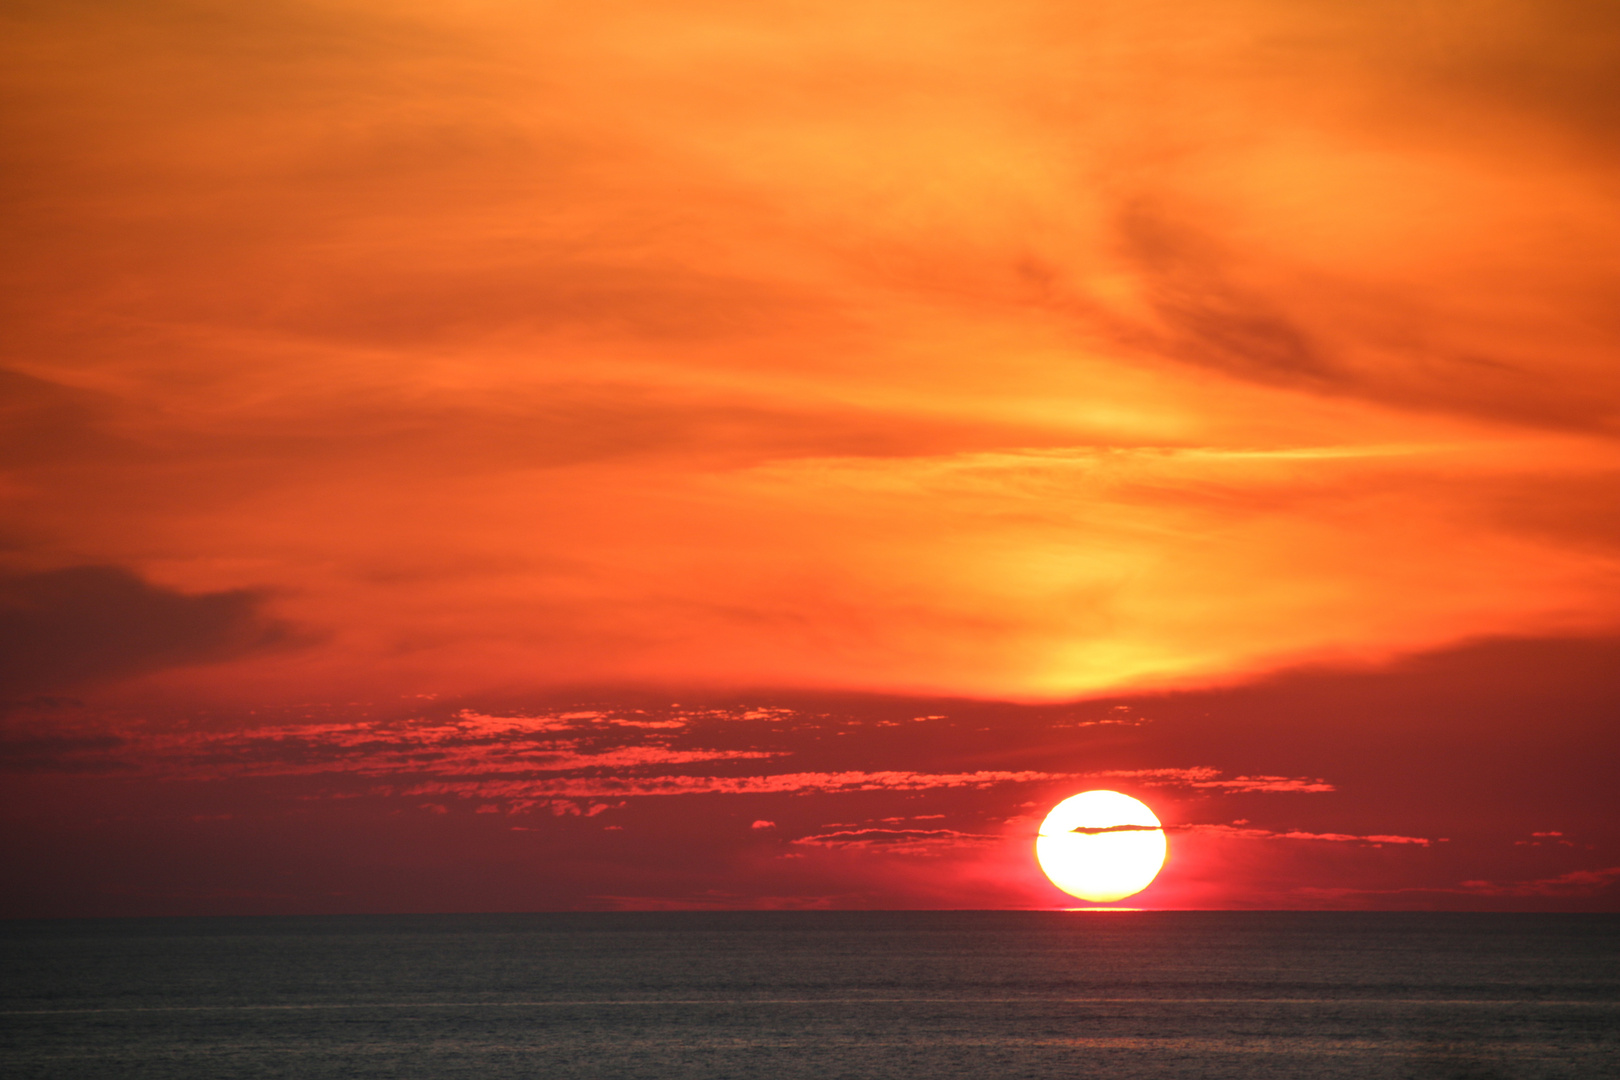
[2, 0, 1618, 914]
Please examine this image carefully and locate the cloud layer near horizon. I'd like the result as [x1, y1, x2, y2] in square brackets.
[4, 634, 1615, 914]
[4, 0, 1620, 703]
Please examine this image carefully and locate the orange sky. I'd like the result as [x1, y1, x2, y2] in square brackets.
[2, 0, 1618, 914]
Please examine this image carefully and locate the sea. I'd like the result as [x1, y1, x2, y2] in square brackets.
[2, 912, 1616, 1079]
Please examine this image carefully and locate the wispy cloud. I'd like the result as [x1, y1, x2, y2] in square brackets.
[399, 769, 1073, 801]
[2, 712, 1343, 816]
[6, 0, 1620, 705]
[791, 827, 1000, 851]
[1458, 866, 1620, 898]
[1092, 768, 1335, 793]
[1187, 823, 1442, 846]
[1294, 865, 1620, 906]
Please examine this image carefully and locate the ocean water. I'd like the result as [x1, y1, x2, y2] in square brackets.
[2, 912, 1616, 1079]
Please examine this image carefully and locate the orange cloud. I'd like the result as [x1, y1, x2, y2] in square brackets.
[2, 0, 1618, 706]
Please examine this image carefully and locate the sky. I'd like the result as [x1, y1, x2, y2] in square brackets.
[2, 0, 1618, 915]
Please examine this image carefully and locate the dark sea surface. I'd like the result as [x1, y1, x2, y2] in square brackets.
[2, 912, 1616, 1079]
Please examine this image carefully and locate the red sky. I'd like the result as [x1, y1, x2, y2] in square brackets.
[2, 0, 1618, 915]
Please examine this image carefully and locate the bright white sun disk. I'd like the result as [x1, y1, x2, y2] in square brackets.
[1035, 790, 1167, 902]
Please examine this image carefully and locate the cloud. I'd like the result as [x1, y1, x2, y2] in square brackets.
[545, 799, 622, 818]
[790, 827, 1000, 851]
[2, 0, 1618, 706]
[1458, 866, 1620, 898]
[0, 369, 126, 470]
[452, 711, 581, 734]
[145, 727, 778, 779]
[0, 566, 297, 697]
[0, 732, 129, 774]
[5, 633, 1615, 915]
[398, 769, 1073, 801]
[383, 763, 1335, 802]
[1, 703, 1349, 815]
[1188, 823, 1442, 846]
[1092, 767, 1335, 793]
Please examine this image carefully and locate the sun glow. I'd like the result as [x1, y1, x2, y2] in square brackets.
[1035, 790, 1167, 903]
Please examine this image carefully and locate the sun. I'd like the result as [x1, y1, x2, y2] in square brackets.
[1035, 790, 1167, 903]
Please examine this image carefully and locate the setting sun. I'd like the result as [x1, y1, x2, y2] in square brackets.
[1036, 790, 1168, 903]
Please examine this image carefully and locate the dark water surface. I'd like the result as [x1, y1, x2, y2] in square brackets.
[2, 912, 1616, 1079]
